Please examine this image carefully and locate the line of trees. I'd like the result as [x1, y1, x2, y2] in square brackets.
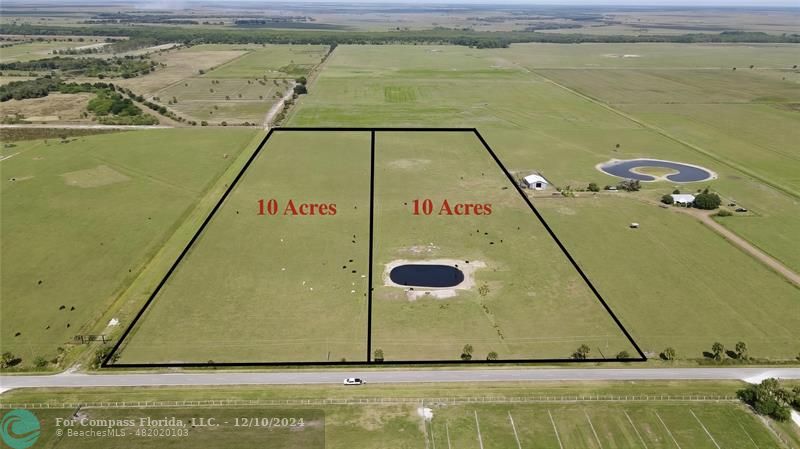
[1, 24, 797, 49]
[0, 77, 121, 102]
[737, 378, 799, 422]
[0, 55, 157, 78]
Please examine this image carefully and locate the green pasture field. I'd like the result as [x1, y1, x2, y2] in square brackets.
[371, 131, 637, 361]
[7, 402, 784, 449]
[0, 41, 84, 62]
[526, 65, 800, 271]
[0, 129, 259, 365]
[116, 131, 371, 364]
[159, 78, 282, 103]
[140, 44, 318, 123]
[201, 44, 328, 79]
[2, 381, 791, 449]
[433, 402, 784, 449]
[499, 43, 800, 69]
[537, 196, 800, 360]
[157, 77, 284, 123]
[289, 43, 800, 360]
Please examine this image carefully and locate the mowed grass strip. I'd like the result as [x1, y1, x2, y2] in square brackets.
[18, 405, 424, 449]
[371, 132, 637, 361]
[116, 131, 371, 363]
[431, 403, 784, 449]
[0, 129, 258, 363]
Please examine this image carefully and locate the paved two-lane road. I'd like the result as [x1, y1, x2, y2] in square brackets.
[3, 368, 799, 391]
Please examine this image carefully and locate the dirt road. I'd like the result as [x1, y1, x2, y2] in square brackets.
[263, 82, 296, 129]
[678, 207, 800, 287]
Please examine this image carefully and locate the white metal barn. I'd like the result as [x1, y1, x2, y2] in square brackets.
[523, 174, 549, 190]
[671, 194, 696, 206]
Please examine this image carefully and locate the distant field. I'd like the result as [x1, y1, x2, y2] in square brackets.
[0, 92, 94, 123]
[499, 43, 800, 69]
[289, 43, 800, 360]
[0, 41, 85, 62]
[157, 77, 285, 124]
[202, 44, 328, 79]
[122, 44, 327, 123]
[527, 65, 800, 271]
[114, 46, 247, 94]
[0, 75, 34, 85]
[0, 129, 259, 364]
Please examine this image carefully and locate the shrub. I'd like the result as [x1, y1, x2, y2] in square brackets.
[738, 379, 793, 422]
[91, 345, 117, 369]
[461, 344, 474, 361]
[661, 194, 674, 205]
[617, 179, 641, 192]
[373, 349, 384, 362]
[715, 209, 733, 217]
[616, 351, 630, 359]
[587, 182, 600, 192]
[487, 351, 498, 361]
[572, 344, 590, 360]
[694, 192, 721, 210]
[0, 351, 19, 368]
[33, 356, 48, 368]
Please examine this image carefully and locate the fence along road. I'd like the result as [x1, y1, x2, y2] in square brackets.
[2, 368, 799, 392]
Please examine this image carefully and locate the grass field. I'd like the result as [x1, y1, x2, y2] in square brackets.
[0, 41, 85, 62]
[288, 43, 800, 361]
[537, 196, 800, 359]
[112, 130, 639, 364]
[114, 46, 247, 94]
[123, 44, 327, 123]
[431, 402, 785, 449]
[0, 92, 94, 123]
[116, 131, 371, 364]
[1, 381, 792, 449]
[0, 129, 259, 365]
[157, 77, 286, 124]
[9, 402, 785, 449]
[201, 45, 328, 79]
[371, 131, 637, 361]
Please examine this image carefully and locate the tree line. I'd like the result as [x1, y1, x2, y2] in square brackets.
[1, 24, 797, 49]
[0, 55, 157, 78]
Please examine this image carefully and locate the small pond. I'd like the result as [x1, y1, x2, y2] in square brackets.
[599, 159, 714, 183]
[389, 264, 465, 288]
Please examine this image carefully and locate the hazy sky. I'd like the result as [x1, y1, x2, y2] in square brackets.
[239, 0, 800, 6]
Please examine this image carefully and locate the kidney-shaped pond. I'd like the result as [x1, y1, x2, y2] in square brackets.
[389, 264, 465, 288]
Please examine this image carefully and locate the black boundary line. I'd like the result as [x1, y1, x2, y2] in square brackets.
[101, 130, 275, 368]
[104, 127, 645, 368]
[472, 128, 647, 362]
[366, 130, 376, 362]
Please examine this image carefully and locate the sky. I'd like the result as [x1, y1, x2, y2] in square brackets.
[229, 0, 800, 6]
[243, 0, 800, 8]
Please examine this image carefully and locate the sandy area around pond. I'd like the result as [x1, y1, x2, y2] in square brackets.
[383, 258, 486, 301]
